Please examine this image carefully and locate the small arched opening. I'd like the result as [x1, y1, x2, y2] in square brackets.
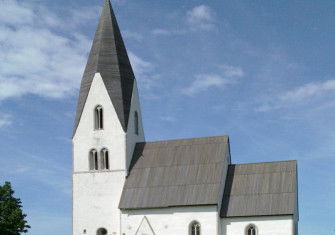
[94, 105, 103, 130]
[189, 221, 201, 235]
[89, 149, 98, 171]
[97, 228, 107, 235]
[246, 224, 257, 235]
[100, 148, 109, 170]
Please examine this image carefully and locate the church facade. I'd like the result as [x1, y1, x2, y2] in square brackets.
[72, 1, 299, 235]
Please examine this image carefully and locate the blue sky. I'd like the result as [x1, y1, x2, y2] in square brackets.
[0, 0, 334, 234]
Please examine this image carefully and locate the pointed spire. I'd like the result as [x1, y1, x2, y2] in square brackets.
[73, 0, 135, 135]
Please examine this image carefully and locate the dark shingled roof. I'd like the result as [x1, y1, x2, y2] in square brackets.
[220, 161, 297, 217]
[119, 136, 230, 209]
[73, 0, 135, 135]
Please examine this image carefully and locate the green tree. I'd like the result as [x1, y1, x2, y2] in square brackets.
[0, 182, 30, 234]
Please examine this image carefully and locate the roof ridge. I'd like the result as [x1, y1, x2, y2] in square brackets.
[131, 161, 225, 170]
[230, 160, 297, 166]
[142, 142, 228, 149]
[124, 182, 221, 190]
[143, 135, 229, 144]
[227, 170, 296, 175]
[224, 191, 296, 196]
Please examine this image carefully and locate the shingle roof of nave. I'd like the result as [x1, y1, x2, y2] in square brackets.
[220, 160, 298, 217]
[119, 135, 298, 218]
[119, 136, 230, 209]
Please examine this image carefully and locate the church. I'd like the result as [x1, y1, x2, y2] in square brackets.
[72, 1, 299, 234]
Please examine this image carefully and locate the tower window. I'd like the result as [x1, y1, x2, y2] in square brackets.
[246, 224, 257, 235]
[190, 221, 200, 235]
[94, 105, 103, 130]
[89, 149, 98, 171]
[100, 148, 109, 170]
[134, 111, 139, 135]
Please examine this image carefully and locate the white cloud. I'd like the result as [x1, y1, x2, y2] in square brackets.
[129, 52, 153, 75]
[221, 64, 244, 78]
[182, 64, 244, 96]
[123, 30, 143, 41]
[69, 6, 100, 26]
[280, 80, 335, 102]
[0, 0, 91, 101]
[186, 5, 215, 30]
[0, 0, 34, 26]
[0, 114, 12, 128]
[151, 28, 186, 36]
[128, 51, 159, 90]
[258, 79, 335, 111]
[182, 74, 231, 96]
[0, 1, 65, 29]
[150, 5, 215, 36]
[0, 1, 159, 101]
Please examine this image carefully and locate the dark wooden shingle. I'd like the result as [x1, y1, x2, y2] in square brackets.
[119, 136, 230, 209]
[73, 0, 135, 135]
[220, 161, 298, 217]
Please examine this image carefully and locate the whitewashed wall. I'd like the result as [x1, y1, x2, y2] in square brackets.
[73, 73, 144, 235]
[121, 206, 219, 235]
[73, 171, 126, 235]
[125, 81, 145, 171]
[221, 215, 295, 235]
[73, 73, 127, 172]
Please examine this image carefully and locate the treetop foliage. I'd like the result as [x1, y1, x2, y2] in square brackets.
[0, 182, 30, 235]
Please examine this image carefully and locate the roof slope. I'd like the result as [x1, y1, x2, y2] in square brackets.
[73, 0, 135, 135]
[220, 160, 297, 217]
[119, 136, 229, 209]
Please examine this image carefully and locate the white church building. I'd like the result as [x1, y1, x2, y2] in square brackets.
[72, 1, 299, 234]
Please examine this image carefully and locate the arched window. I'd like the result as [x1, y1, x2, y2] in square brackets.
[94, 105, 103, 130]
[246, 224, 257, 235]
[100, 148, 109, 170]
[134, 111, 139, 135]
[97, 228, 107, 235]
[89, 149, 98, 170]
[190, 221, 200, 235]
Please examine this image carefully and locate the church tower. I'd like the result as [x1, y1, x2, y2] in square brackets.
[72, 0, 145, 234]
